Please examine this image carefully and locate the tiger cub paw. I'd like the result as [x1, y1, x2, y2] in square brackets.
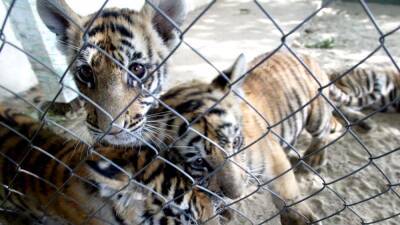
[354, 119, 376, 133]
[280, 204, 321, 225]
[304, 151, 327, 170]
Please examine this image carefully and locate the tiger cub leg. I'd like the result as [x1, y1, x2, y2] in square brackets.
[264, 140, 321, 225]
[334, 106, 375, 132]
[302, 134, 330, 170]
[302, 101, 336, 170]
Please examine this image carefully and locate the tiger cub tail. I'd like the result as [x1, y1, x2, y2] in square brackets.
[329, 69, 388, 109]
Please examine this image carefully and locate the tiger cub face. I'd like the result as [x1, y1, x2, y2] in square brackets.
[157, 55, 248, 199]
[37, 0, 186, 146]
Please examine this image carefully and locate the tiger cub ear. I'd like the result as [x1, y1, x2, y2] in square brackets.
[212, 54, 247, 90]
[36, 0, 81, 43]
[145, 0, 187, 48]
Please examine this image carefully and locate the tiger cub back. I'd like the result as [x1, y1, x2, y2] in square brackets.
[0, 107, 220, 225]
[243, 52, 342, 168]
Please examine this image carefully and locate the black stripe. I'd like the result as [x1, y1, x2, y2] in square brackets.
[145, 32, 154, 60]
[188, 135, 202, 146]
[88, 24, 106, 37]
[183, 90, 209, 99]
[111, 52, 124, 66]
[161, 176, 171, 196]
[202, 118, 211, 154]
[175, 100, 204, 114]
[120, 39, 133, 49]
[151, 65, 163, 95]
[161, 89, 186, 101]
[100, 10, 133, 25]
[358, 96, 363, 107]
[366, 71, 371, 92]
[16, 156, 38, 211]
[370, 93, 377, 101]
[83, 179, 100, 195]
[178, 123, 188, 137]
[293, 91, 305, 123]
[285, 89, 297, 145]
[88, 24, 133, 39]
[138, 101, 153, 106]
[132, 52, 142, 60]
[183, 152, 197, 158]
[389, 89, 397, 102]
[114, 24, 133, 38]
[86, 159, 128, 179]
[112, 208, 128, 225]
[208, 108, 226, 116]
[278, 106, 287, 147]
[348, 96, 353, 106]
[217, 123, 232, 130]
[380, 93, 387, 109]
[0, 134, 30, 209]
[173, 185, 185, 205]
[38, 139, 73, 194]
[160, 217, 169, 225]
[165, 116, 176, 132]
[131, 148, 155, 172]
[142, 163, 164, 184]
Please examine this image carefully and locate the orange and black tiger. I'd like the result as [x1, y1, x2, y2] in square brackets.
[36, 0, 187, 146]
[0, 107, 220, 225]
[329, 66, 400, 130]
[243, 52, 344, 169]
[330, 66, 400, 111]
[146, 53, 326, 225]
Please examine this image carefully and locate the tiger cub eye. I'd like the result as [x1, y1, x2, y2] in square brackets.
[129, 62, 147, 79]
[76, 65, 95, 88]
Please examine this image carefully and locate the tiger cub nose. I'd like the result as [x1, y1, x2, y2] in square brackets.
[107, 121, 127, 135]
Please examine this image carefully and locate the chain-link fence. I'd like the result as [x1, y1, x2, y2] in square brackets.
[0, 0, 399, 224]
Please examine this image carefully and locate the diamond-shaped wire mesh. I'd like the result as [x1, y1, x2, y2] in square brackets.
[0, 0, 399, 224]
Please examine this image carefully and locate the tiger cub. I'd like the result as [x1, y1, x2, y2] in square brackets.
[0, 108, 220, 225]
[329, 66, 400, 129]
[149, 54, 322, 225]
[243, 52, 344, 169]
[36, 0, 187, 146]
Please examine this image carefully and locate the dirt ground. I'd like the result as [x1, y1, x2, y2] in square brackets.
[1, 0, 400, 225]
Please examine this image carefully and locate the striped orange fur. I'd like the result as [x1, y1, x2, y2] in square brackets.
[0, 107, 219, 225]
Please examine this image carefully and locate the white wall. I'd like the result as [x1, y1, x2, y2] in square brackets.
[66, 0, 209, 16]
[67, 0, 145, 15]
[185, 0, 213, 11]
[0, 1, 38, 97]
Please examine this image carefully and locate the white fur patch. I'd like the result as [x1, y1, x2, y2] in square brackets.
[97, 161, 112, 170]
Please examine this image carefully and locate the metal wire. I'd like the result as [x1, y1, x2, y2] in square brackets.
[0, 0, 399, 224]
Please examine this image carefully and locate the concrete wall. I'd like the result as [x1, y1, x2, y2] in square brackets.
[0, 1, 38, 97]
